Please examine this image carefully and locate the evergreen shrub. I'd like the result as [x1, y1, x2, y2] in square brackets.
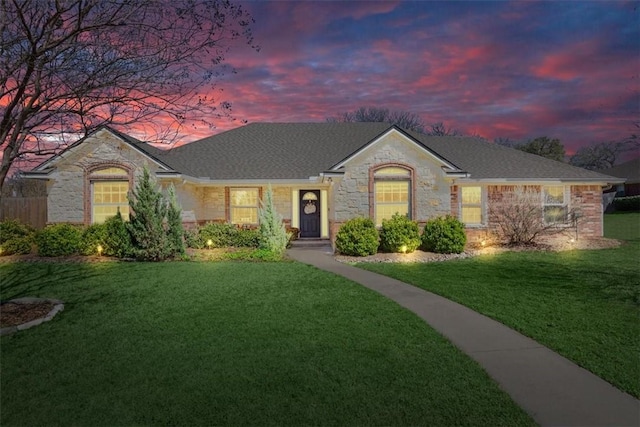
[233, 228, 261, 248]
[80, 223, 108, 255]
[166, 184, 185, 256]
[103, 211, 134, 258]
[0, 219, 34, 255]
[199, 222, 238, 248]
[36, 223, 82, 256]
[379, 213, 421, 253]
[258, 184, 290, 257]
[421, 215, 467, 254]
[613, 196, 640, 212]
[335, 217, 379, 256]
[127, 168, 184, 261]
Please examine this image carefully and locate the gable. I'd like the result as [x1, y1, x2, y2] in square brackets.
[28, 127, 174, 174]
[329, 127, 467, 177]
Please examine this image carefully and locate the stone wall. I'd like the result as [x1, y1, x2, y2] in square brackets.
[332, 132, 452, 222]
[47, 129, 163, 224]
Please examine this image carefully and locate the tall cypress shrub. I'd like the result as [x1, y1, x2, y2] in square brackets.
[258, 184, 290, 257]
[166, 184, 185, 256]
[127, 168, 170, 261]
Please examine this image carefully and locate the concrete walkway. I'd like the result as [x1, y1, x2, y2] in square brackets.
[288, 247, 640, 427]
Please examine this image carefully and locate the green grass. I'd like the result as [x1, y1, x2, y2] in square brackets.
[359, 213, 640, 397]
[0, 262, 534, 426]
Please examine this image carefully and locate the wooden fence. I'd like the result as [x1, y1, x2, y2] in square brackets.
[0, 197, 47, 229]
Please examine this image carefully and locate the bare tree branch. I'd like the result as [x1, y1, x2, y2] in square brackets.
[0, 0, 258, 188]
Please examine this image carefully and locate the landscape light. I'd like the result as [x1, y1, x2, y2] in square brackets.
[97, 245, 103, 256]
[206, 239, 213, 249]
[400, 245, 408, 254]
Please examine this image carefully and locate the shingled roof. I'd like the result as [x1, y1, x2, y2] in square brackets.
[152, 122, 618, 182]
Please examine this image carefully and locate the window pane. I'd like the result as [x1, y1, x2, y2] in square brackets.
[461, 187, 481, 204]
[92, 181, 129, 224]
[544, 186, 564, 205]
[374, 167, 410, 177]
[544, 206, 567, 223]
[92, 167, 128, 176]
[231, 189, 258, 206]
[375, 181, 409, 226]
[231, 207, 258, 224]
[461, 207, 482, 224]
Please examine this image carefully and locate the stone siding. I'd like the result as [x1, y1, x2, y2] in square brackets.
[47, 129, 163, 224]
[332, 132, 451, 222]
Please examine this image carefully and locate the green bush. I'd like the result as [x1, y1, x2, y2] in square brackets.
[36, 223, 83, 257]
[335, 217, 379, 256]
[613, 196, 640, 212]
[166, 184, 185, 256]
[199, 222, 238, 248]
[184, 227, 202, 249]
[421, 215, 467, 254]
[0, 219, 34, 255]
[103, 212, 134, 258]
[80, 223, 108, 255]
[379, 214, 421, 253]
[233, 228, 261, 248]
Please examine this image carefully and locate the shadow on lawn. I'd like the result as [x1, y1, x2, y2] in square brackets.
[0, 263, 114, 302]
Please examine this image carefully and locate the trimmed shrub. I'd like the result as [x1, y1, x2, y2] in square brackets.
[199, 222, 237, 248]
[184, 227, 202, 249]
[613, 196, 640, 212]
[335, 217, 379, 256]
[421, 215, 467, 254]
[36, 223, 82, 257]
[379, 213, 421, 253]
[80, 223, 108, 256]
[103, 211, 134, 258]
[233, 228, 261, 248]
[0, 219, 34, 255]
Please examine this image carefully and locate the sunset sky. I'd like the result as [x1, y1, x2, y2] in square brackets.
[201, 0, 639, 155]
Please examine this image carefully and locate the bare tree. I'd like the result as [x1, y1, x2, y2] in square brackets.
[327, 107, 427, 134]
[427, 122, 462, 136]
[0, 0, 257, 189]
[488, 186, 579, 245]
[569, 139, 640, 170]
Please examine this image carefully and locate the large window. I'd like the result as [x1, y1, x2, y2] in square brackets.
[91, 167, 129, 223]
[374, 166, 411, 226]
[460, 186, 483, 225]
[230, 188, 259, 225]
[543, 186, 567, 224]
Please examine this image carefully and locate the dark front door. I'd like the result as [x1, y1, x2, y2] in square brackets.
[299, 190, 321, 238]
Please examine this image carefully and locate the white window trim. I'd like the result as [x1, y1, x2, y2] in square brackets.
[542, 185, 570, 225]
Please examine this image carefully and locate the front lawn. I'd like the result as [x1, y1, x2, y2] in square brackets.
[359, 213, 640, 397]
[0, 262, 533, 426]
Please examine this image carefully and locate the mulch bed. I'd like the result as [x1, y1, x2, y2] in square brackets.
[0, 301, 56, 327]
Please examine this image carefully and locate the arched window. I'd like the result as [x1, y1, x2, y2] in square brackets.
[88, 166, 130, 224]
[372, 165, 412, 226]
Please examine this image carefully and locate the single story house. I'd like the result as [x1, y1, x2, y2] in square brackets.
[23, 123, 623, 243]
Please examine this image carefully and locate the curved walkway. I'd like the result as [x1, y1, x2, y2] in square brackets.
[288, 247, 640, 427]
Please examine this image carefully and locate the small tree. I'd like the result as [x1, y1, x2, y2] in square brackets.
[258, 184, 290, 257]
[127, 168, 170, 261]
